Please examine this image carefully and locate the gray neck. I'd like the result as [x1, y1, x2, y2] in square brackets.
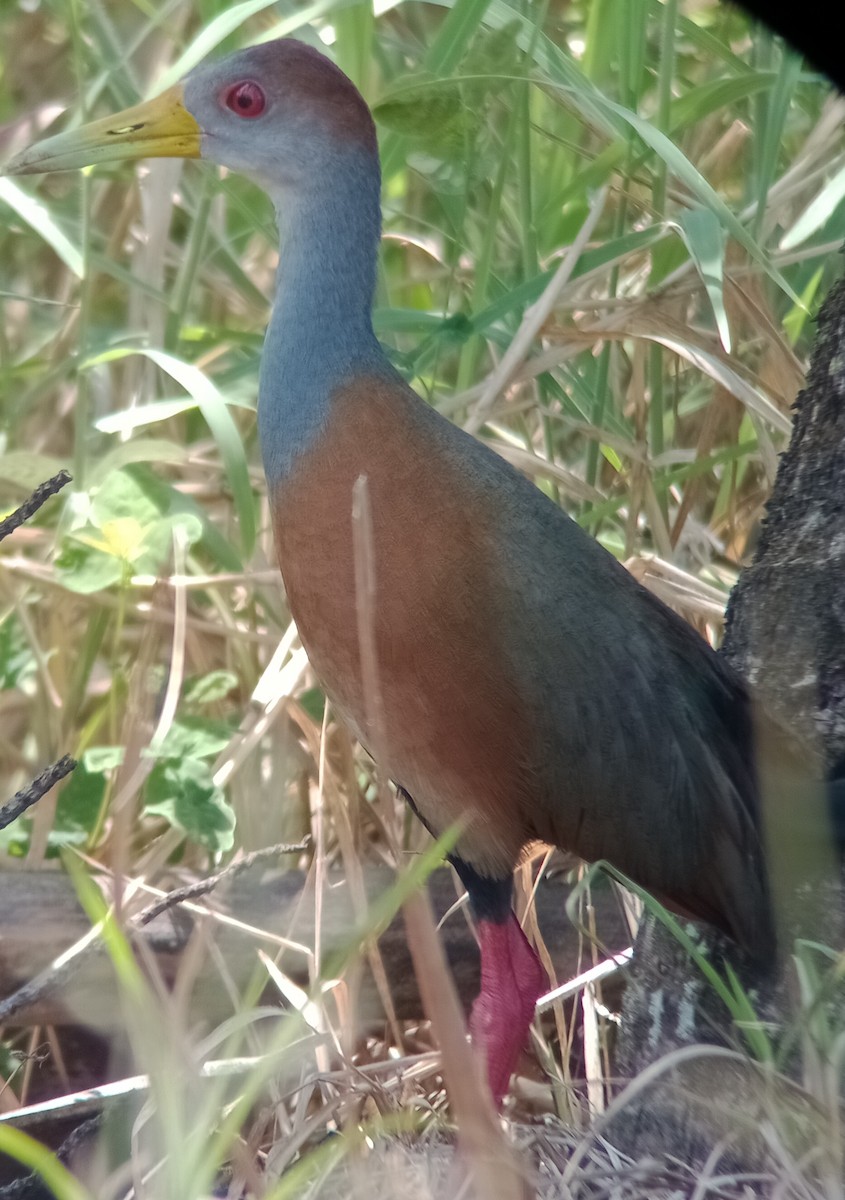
[258, 148, 388, 485]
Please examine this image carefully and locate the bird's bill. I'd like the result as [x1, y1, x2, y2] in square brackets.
[4, 85, 201, 175]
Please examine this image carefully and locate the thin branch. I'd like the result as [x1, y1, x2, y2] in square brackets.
[0, 840, 310, 1025]
[135, 839, 311, 926]
[0, 470, 72, 542]
[0, 755, 76, 832]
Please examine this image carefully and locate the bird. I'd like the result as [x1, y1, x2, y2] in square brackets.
[6, 37, 781, 1108]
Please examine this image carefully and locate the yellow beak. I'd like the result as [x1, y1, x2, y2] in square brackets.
[4, 84, 201, 175]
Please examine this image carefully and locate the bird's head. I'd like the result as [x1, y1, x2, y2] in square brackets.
[4, 39, 377, 194]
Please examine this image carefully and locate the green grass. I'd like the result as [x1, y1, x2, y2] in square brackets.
[1, 0, 844, 1195]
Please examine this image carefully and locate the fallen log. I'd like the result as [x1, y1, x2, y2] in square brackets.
[0, 862, 629, 1033]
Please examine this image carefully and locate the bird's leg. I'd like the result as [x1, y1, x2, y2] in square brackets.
[450, 859, 547, 1109]
[470, 913, 547, 1108]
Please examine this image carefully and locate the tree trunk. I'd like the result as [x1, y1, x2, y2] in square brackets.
[610, 272, 845, 1168]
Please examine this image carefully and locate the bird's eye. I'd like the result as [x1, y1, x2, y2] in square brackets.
[223, 81, 266, 118]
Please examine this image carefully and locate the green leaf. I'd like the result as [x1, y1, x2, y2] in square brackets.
[0, 451, 68, 493]
[82, 746, 125, 772]
[149, 715, 233, 761]
[461, 20, 524, 86]
[145, 758, 235, 852]
[574, 88, 802, 307]
[90, 466, 163, 528]
[80, 346, 255, 556]
[780, 162, 845, 251]
[90, 472, 204, 567]
[56, 469, 203, 594]
[298, 686, 326, 724]
[53, 760, 106, 844]
[94, 398, 209, 434]
[94, 396, 253, 436]
[471, 228, 665, 335]
[0, 178, 84, 277]
[64, 854, 149, 1003]
[752, 48, 802, 238]
[783, 267, 824, 346]
[135, 513, 205, 576]
[375, 78, 468, 155]
[375, 24, 523, 154]
[155, 0, 290, 89]
[677, 208, 731, 352]
[425, 0, 497, 76]
[121, 464, 244, 574]
[92, 437, 189, 483]
[183, 670, 239, 707]
[668, 73, 777, 133]
[0, 1126, 94, 1200]
[56, 540, 125, 594]
[156, 0, 341, 92]
[0, 613, 36, 690]
[123, 349, 255, 557]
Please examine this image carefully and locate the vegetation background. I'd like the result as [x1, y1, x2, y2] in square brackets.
[0, 0, 843, 1195]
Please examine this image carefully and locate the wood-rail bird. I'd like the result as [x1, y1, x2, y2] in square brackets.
[6, 38, 782, 1108]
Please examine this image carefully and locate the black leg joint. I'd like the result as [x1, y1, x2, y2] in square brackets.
[396, 785, 514, 923]
[448, 857, 513, 924]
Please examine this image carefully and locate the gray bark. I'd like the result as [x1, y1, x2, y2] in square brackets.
[610, 272, 845, 1168]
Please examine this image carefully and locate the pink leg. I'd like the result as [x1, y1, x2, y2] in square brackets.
[469, 914, 547, 1108]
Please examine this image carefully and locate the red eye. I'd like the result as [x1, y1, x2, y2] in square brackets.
[223, 81, 266, 118]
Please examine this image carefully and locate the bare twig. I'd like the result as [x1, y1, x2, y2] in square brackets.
[0, 840, 310, 1025]
[0, 470, 71, 542]
[0, 755, 76, 832]
[135, 839, 310, 926]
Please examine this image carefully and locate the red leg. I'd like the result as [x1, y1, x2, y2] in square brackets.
[470, 914, 547, 1108]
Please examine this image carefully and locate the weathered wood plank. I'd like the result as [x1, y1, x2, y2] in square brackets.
[0, 864, 628, 1031]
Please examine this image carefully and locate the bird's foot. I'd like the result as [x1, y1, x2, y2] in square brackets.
[470, 913, 547, 1109]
